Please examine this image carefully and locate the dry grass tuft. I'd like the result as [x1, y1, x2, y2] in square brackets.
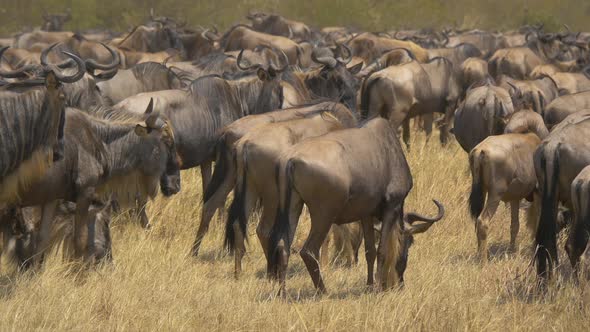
[1, 133, 590, 331]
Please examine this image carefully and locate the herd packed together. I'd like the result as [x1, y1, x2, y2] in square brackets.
[1, 9, 590, 296]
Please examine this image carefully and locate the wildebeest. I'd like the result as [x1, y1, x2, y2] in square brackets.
[16, 101, 180, 263]
[246, 12, 312, 41]
[347, 32, 429, 64]
[459, 57, 489, 94]
[113, 53, 286, 227]
[96, 62, 183, 105]
[115, 23, 185, 56]
[221, 25, 303, 66]
[543, 91, 590, 129]
[454, 80, 516, 153]
[191, 101, 342, 256]
[269, 118, 444, 294]
[361, 57, 460, 148]
[534, 110, 590, 281]
[468, 109, 548, 261]
[357, 48, 416, 79]
[41, 8, 72, 32]
[224, 103, 358, 278]
[497, 75, 559, 115]
[566, 165, 590, 279]
[427, 43, 482, 66]
[0, 52, 86, 206]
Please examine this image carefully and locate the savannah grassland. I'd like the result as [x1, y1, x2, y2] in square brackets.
[1, 133, 589, 331]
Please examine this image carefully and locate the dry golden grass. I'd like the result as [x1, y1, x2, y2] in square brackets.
[1, 133, 590, 331]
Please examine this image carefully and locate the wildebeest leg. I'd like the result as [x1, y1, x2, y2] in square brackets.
[476, 194, 500, 262]
[440, 106, 455, 145]
[74, 188, 95, 262]
[300, 212, 333, 294]
[362, 218, 376, 286]
[192, 169, 235, 257]
[423, 113, 434, 143]
[233, 183, 259, 279]
[510, 200, 520, 252]
[402, 118, 411, 151]
[200, 161, 212, 195]
[319, 227, 331, 268]
[135, 196, 150, 229]
[376, 204, 403, 290]
[35, 201, 58, 266]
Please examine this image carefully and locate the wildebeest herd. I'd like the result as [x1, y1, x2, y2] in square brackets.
[1, 9, 589, 296]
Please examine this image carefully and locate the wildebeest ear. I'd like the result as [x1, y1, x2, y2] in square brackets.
[45, 71, 59, 90]
[135, 123, 149, 137]
[144, 98, 154, 114]
[257, 68, 269, 81]
[348, 62, 363, 75]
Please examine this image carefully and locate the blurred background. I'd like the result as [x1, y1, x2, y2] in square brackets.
[1, 0, 588, 35]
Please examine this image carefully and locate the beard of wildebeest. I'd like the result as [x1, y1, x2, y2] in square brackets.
[303, 64, 361, 113]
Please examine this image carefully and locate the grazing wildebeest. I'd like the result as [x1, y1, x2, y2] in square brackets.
[96, 62, 183, 105]
[534, 110, 590, 282]
[224, 103, 358, 278]
[469, 109, 548, 261]
[453, 80, 516, 153]
[191, 101, 341, 256]
[566, 165, 590, 279]
[0, 52, 86, 206]
[543, 91, 590, 130]
[269, 118, 444, 294]
[17, 101, 180, 264]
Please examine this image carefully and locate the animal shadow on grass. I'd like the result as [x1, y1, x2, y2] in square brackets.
[449, 242, 519, 265]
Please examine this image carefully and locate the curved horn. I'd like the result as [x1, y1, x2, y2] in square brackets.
[336, 43, 352, 64]
[311, 49, 337, 68]
[85, 43, 120, 73]
[201, 28, 211, 41]
[0, 47, 38, 78]
[47, 51, 86, 83]
[236, 49, 261, 71]
[506, 81, 521, 96]
[41, 43, 75, 68]
[287, 26, 293, 40]
[405, 200, 445, 224]
[270, 49, 289, 72]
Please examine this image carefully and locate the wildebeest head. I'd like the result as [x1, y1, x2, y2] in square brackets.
[307, 45, 363, 112]
[134, 98, 181, 197]
[41, 8, 71, 32]
[246, 11, 270, 26]
[395, 200, 444, 284]
[235, 49, 287, 114]
[0, 46, 86, 162]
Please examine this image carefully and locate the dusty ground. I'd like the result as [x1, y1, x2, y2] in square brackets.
[1, 134, 589, 331]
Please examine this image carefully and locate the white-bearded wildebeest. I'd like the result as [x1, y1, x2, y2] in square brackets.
[534, 110, 590, 283]
[0, 51, 86, 207]
[453, 80, 516, 153]
[13, 100, 180, 265]
[360, 57, 461, 148]
[223, 103, 358, 278]
[543, 91, 590, 130]
[269, 118, 444, 294]
[191, 101, 341, 256]
[109, 51, 287, 227]
[468, 109, 548, 261]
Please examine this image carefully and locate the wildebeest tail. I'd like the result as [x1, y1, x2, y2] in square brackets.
[269, 159, 295, 275]
[468, 151, 485, 219]
[224, 145, 249, 253]
[536, 145, 560, 279]
[360, 76, 380, 120]
[204, 134, 230, 203]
